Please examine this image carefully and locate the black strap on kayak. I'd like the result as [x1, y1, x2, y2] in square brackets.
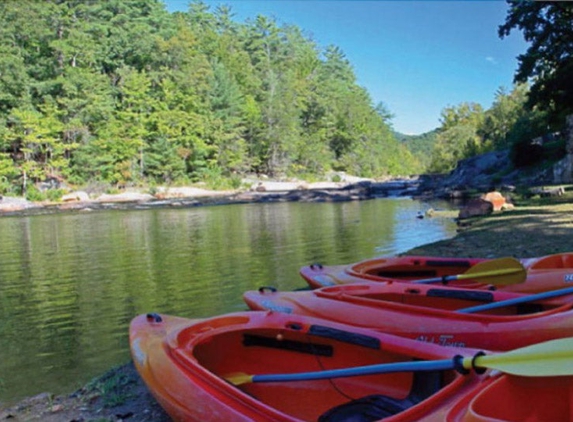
[427, 288, 494, 303]
[309, 325, 381, 350]
[377, 270, 437, 278]
[243, 334, 333, 357]
[425, 259, 473, 268]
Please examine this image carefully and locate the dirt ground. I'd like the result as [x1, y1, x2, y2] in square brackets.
[1, 196, 573, 422]
[0, 362, 170, 422]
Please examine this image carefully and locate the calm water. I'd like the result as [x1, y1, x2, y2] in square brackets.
[0, 198, 458, 404]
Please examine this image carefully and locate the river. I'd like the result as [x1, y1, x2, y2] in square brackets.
[0, 197, 458, 404]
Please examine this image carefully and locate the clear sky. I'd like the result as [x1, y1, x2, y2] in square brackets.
[163, 0, 529, 135]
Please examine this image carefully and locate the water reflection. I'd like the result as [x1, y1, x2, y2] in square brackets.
[0, 198, 457, 404]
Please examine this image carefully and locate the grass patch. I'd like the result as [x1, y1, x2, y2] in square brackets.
[84, 365, 136, 408]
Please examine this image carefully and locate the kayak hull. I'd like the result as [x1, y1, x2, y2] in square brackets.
[130, 311, 486, 421]
[244, 282, 573, 351]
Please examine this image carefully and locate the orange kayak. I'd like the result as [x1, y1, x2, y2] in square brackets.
[301, 256, 487, 289]
[130, 311, 493, 421]
[300, 252, 573, 293]
[244, 282, 573, 351]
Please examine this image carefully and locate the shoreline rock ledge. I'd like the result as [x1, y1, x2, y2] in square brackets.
[0, 177, 422, 216]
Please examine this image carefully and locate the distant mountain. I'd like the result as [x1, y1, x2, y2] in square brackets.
[394, 130, 439, 171]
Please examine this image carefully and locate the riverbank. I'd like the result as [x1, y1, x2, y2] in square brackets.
[1, 195, 573, 421]
[0, 177, 422, 216]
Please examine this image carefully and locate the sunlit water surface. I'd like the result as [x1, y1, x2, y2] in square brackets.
[0, 198, 458, 404]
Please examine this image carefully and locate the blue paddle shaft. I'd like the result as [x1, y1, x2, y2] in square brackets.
[415, 275, 454, 284]
[459, 286, 573, 313]
[252, 359, 455, 383]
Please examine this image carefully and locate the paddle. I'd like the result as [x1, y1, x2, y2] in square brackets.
[413, 257, 525, 286]
[459, 285, 573, 313]
[225, 337, 573, 385]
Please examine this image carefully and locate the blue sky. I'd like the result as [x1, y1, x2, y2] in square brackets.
[163, 1, 529, 135]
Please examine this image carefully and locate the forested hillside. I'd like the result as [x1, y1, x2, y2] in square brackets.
[394, 130, 438, 171]
[0, 0, 422, 198]
[2, 1, 572, 200]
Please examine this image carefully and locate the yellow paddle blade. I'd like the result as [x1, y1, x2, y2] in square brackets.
[464, 337, 573, 376]
[457, 257, 526, 285]
[224, 372, 254, 386]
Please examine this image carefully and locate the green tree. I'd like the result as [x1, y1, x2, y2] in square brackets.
[499, 1, 573, 124]
[82, 67, 151, 185]
[243, 16, 303, 176]
[478, 84, 529, 150]
[5, 103, 68, 193]
[428, 102, 485, 173]
[207, 60, 247, 174]
[0, 46, 31, 115]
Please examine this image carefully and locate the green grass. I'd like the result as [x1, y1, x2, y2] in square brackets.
[84, 366, 135, 408]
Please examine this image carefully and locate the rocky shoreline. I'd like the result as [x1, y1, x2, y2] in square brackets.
[4, 140, 572, 218]
[0, 177, 422, 216]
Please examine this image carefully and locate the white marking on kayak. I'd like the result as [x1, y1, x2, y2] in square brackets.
[131, 338, 146, 366]
[416, 334, 466, 348]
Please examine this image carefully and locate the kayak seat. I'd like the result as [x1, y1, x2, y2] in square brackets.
[318, 370, 442, 422]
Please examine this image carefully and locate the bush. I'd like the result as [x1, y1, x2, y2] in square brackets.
[25, 186, 46, 202]
[46, 189, 65, 202]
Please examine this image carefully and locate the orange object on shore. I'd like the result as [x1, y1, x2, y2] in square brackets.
[130, 311, 493, 421]
[300, 253, 573, 293]
[243, 282, 573, 351]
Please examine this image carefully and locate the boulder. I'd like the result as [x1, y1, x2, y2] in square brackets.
[481, 191, 506, 211]
[529, 186, 566, 197]
[96, 192, 154, 203]
[458, 198, 493, 220]
[0, 196, 32, 212]
[62, 191, 90, 202]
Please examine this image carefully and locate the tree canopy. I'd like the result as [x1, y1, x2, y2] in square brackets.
[499, 1, 573, 123]
[0, 0, 420, 197]
[2, 0, 570, 197]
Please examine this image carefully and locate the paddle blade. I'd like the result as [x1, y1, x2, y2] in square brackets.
[466, 337, 573, 376]
[456, 257, 526, 285]
[225, 372, 254, 386]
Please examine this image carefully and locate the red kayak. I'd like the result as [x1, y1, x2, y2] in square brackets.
[130, 311, 491, 421]
[300, 252, 573, 293]
[301, 255, 488, 289]
[244, 282, 573, 351]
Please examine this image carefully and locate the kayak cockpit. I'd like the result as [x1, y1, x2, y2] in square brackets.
[188, 325, 463, 421]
